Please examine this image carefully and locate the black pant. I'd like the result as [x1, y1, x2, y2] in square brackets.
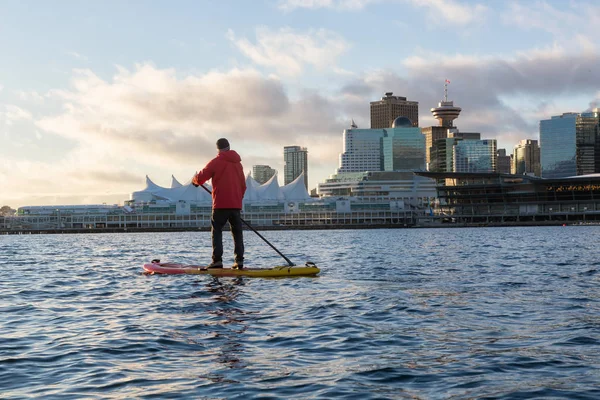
[211, 208, 244, 264]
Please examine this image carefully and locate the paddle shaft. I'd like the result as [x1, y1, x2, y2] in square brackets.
[198, 183, 295, 266]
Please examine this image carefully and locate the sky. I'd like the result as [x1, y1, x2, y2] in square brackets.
[1, 0, 599, 207]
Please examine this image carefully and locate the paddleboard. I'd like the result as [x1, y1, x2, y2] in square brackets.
[143, 260, 320, 277]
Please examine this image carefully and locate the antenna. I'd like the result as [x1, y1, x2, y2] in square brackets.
[444, 79, 450, 102]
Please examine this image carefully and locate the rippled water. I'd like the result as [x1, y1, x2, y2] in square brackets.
[2, 227, 600, 399]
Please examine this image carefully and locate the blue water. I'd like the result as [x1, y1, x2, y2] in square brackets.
[1, 227, 600, 399]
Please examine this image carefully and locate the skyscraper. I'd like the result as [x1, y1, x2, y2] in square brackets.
[540, 110, 600, 178]
[337, 122, 386, 173]
[284, 146, 308, 189]
[513, 140, 541, 176]
[370, 92, 419, 129]
[252, 165, 277, 184]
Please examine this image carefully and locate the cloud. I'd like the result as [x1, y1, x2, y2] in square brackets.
[278, 0, 378, 11]
[278, 0, 488, 26]
[66, 51, 89, 62]
[503, 1, 600, 47]
[407, 0, 488, 26]
[1, 105, 33, 126]
[16, 90, 45, 103]
[23, 63, 348, 205]
[227, 26, 350, 76]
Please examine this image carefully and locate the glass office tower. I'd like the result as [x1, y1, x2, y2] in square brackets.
[539, 111, 600, 178]
[540, 113, 577, 178]
[453, 139, 497, 172]
[381, 117, 426, 171]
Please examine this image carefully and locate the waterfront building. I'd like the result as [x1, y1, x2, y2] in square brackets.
[370, 92, 419, 128]
[318, 171, 437, 208]
[540, 109, 600, 178]
[252, 165, 277, 184]
[284, 146, 308, 189]
[381, 117, 426, 171]
[337, 124, 386, 173]
[417, 171, 600, 224]
[513, 139, 541, 176]
[453, 139, 497, 173]
[497, 149, 512, 174]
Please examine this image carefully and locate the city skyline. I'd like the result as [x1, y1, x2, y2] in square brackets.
[1, 0, 599, 206]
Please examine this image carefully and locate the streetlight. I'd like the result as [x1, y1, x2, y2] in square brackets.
[584, 207, 587, 224]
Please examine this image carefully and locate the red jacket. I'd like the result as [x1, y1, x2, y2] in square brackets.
[193, 150, 246, 209]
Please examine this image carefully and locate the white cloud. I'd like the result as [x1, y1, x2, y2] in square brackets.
[227, 27, 350, 76]
[503, 1, 599, 49]
[1, 105, 33, 126]
[66, 51, 89, 62]
[278, 0, 488, 26]
[16, 90, 45, 103]
[278, 0, 378, 11]
[407, 0, 488, 26]
[15, 63, 346, 206]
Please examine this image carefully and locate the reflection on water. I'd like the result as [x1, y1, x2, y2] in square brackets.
[1, 227, 600, 399]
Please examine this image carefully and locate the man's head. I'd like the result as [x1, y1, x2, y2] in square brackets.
[216, 138, 230, 152]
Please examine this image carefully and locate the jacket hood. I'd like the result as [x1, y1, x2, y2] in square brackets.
[217, 149, 242, 163]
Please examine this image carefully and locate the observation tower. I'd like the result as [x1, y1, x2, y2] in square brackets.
[431, 80, 461, 128]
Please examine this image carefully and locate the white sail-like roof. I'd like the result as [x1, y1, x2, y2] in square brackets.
[282, 172, 311, 200]
[171, 175, 183, 188]
[143, 175, 164, 192]
[243, 174, 261, 202]
[131, 173, 313, 204]
[257, 173, 285, 201]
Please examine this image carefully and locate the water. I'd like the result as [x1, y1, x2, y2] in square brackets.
[1, 227, 600, 399]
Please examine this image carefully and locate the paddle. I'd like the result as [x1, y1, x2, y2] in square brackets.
[198, 183, 295, 267]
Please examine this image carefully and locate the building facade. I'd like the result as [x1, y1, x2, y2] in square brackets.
[540, 110, 600, 178]
[422, 126, 448, 166]
[370, 92, 419, 128]
[496, 149, 512, 174]
[284, 146, 309, 189]
[252, 165, 277, 184]
[453, 139, 497, 173]
[337, 127, 386, 173]
[429, 131, 482, 173]
[513, 139, 541, 176]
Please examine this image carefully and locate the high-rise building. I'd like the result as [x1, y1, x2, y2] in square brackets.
[453, 139, 497, 173]
[337, 122, 386, 173]
[370, 92, 419, 129]
[252, 165, 277, 184]
[284, 146, 308, 189]
[540, 109, 600, 178]
[496, 149, 512, 174]
[513, 140, 541, 176]
[381, 117, 426, 171]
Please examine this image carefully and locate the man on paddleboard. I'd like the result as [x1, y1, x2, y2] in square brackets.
[192, 138, 246, 269]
